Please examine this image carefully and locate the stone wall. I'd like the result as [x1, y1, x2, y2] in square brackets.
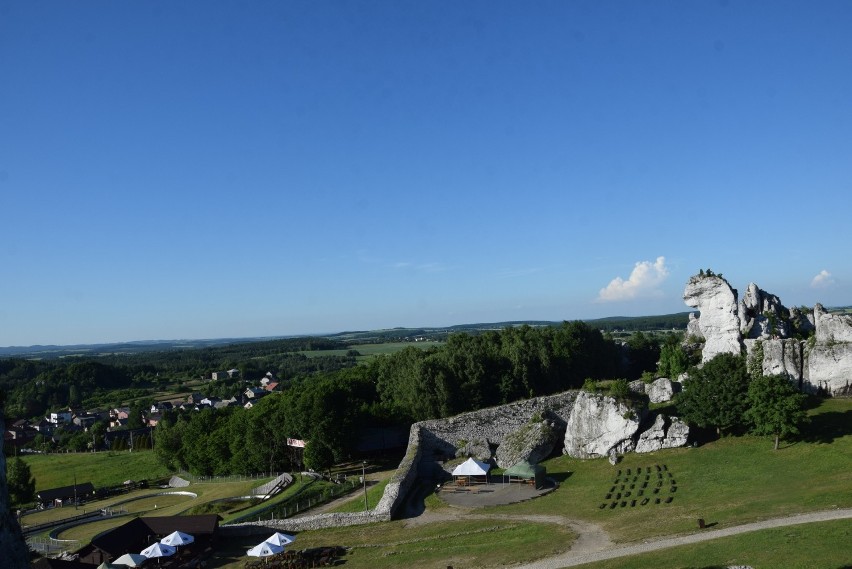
[414, 391, 577, 462]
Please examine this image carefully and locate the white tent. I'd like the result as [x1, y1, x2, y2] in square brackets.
[114, 553, 148, 567]
[451, 457, 491, 485]
[247, 542, 285, 557]
[160, 530, 194, 547]
[265, 532, 296, 547]
[140, 542, 176, 559]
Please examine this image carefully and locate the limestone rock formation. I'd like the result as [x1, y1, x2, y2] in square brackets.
[814, 303, 852, 343]
[665, 416, 690, 448]
[563, 391, 645, 459]
[494, 420, 559, 468]
[635, 414, 690, 453]
[683, 274, 742, 362]
[683, 273, 852, 396]
[628, 380, 646, 395]
[740, 283, 790, 339]
[646, 377, 677, 404]
[806, 343, 852, 396]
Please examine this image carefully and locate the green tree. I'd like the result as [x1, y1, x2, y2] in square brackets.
[6, 457, 36, 506]
[745, 374, 809, 450]
[658, 343, 690, 378]
[303, 439, 335, 473]
[677, 353, 750, 435]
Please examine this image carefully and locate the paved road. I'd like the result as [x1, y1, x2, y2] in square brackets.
[512, 508, 852, 568]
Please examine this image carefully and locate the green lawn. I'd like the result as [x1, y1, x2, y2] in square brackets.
[486, 397, 852, 543]
[579, 518, 852, 569]
[22, 450, 171, 491]
[328, 478, 390, 513]
[208, 519, 575, 569]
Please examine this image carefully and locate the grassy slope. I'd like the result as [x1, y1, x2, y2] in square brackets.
[488, 398, 852, 543]
[579, 519, 852, 569]
[21, 450, 172, 490]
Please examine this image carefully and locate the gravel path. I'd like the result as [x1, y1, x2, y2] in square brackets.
[511, 508, 852, 568]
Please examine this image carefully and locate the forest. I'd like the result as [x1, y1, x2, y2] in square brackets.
[1, 321, 683, 476]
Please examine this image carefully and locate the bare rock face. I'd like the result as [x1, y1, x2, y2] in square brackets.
[665, 417, 690, 448]
[563, 391, 645, 459]
[628, 380, 646, 395]
[740, 283, 791, 339]
[455, 438, 492, 462]
[0, 411, 30, 568]
[814, 304, 852, 343]
[686, 312, 703, 340]
[806, 343, 852, 396]
[635, 414, 690, 453]
[683, 275, 742, 362]
[745, 338, 806, 386]
[495, 420, 559, 468]
[647, 377, 677, 403]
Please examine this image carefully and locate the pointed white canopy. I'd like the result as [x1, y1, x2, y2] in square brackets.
[247, 541, 285, 557]
[140, 542, 176, 559]
[451, 457, 491, 476]
[160, 530, 194, 547]
[265, 532, 296, 546]
[114, 553, 148, 567]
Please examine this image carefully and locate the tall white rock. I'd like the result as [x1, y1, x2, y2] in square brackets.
[683, 275, 742, 362]
[563, 391, 644, 459]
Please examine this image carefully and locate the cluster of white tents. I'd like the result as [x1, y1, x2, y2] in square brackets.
[102, 530, 195, 567]
[246, 532, 296, 558]
[451, 457, 546, 489]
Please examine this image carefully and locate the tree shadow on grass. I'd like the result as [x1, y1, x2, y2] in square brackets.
[799, 410, 852, 444]
[548, 471, 573, 484]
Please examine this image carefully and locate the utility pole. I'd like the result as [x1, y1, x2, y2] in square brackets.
[361, 461, 368, 512]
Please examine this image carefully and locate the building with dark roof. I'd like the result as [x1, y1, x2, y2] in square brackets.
[36, 483, 95, 508]
[77, 514, 220, 565]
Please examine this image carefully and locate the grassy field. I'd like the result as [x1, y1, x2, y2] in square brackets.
[299, 341, 441, 361]
[487, 397, 852, 543]
[579, 518, 852, 569]
[209, 519, 576, 569]
[327, 478, 390, 513]
[21, 450, 172, 490]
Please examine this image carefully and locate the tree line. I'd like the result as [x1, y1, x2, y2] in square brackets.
[151, 322, 671, 475]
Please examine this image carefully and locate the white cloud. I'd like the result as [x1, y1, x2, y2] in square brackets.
[597, 256, 670, 302]
[810, 269, 835, 289]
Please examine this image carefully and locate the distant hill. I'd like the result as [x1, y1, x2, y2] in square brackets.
[0, 312, 703, 359]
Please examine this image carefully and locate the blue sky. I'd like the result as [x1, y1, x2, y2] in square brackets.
[1, 1, 850, 346]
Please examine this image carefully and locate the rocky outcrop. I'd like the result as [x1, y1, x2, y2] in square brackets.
[455, 438, 492, 462]
[646, 377, 678, 403]
[740, 283, 790, 339]
[684, 274, 852, 396]
[683, 275, 742, 362]
[495, 420, 560, 468]
[563, 391, 645, 459]
[814, 304, 852, 343]
[416, 391, 577, 464]
[635, 414, 690, 453]
[806, 343, 852, 396]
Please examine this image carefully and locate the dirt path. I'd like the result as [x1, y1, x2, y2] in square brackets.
[402, 492, 851, 569]
[510, 508, 852, 569]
